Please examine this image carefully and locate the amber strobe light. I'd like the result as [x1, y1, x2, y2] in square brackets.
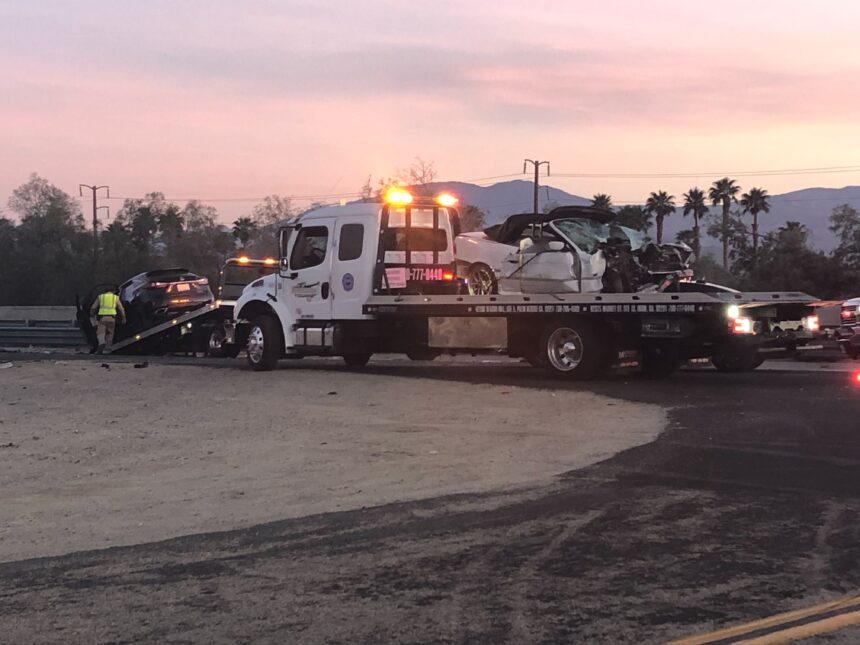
[385, 188, 413, 205]
[435, 192, 459, 207]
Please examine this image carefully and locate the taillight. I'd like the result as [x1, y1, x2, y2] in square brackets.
[442, 271, 455, 281]
[803, 315, 820, 332]
[192, 278, 209, 286]
[853, 371, 860, 386]
[148, 281, 168, 288]
[731, 317, 754, 335]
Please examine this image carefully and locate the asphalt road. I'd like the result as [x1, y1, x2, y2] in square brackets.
[2, 355, 860, 644]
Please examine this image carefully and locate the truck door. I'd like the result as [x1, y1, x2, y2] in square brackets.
[283, 219, 334, 322]
[331, 216, 374, 319]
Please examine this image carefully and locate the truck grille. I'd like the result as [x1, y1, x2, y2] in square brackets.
[842, 306, 859, 326]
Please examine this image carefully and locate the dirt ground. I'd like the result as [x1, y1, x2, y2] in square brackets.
[0, 358, 665, 562]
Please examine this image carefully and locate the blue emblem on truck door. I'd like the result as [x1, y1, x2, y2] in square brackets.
[342, 273, 354, 292]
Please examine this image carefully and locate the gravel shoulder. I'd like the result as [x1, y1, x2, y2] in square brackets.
[0, 359, 665, 562]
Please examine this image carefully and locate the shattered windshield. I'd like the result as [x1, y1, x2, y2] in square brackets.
[615, 225, 650, 251]
[553, 219, 610, 254]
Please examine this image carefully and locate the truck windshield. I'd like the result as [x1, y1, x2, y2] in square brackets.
[223, 265, 274, 287]
[385, 207, 449, 252]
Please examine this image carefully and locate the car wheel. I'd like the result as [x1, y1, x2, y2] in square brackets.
[246, 315, 282, 371]
[343, 352, 372, 367]
[540, 319, 601, 380]
[468, 263, 497, 295]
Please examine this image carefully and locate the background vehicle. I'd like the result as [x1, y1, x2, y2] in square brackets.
[120, 268, 213, 332]
[837, 296, 860, 359]
[667, 279, 820, 371]
[455, 206, 693, 295]
[206, 257, 279, 357]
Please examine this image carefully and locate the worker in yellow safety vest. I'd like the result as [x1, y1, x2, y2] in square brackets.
[89, 286, 126, 354]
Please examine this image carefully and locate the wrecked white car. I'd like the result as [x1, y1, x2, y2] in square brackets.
[455, 206, 694, 295]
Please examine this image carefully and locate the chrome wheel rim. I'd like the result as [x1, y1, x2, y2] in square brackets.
[547, 327, 583, 372]
[209, 330, 224, 352]
[469, 266, 495, 295]
[247, 325, 264, 363]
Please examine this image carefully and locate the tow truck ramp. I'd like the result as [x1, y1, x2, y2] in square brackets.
[108, 303, 218, 354]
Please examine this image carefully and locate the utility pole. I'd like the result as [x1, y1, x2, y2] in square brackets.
[79, 183, 110, 264]
[523, 159, 550, 217]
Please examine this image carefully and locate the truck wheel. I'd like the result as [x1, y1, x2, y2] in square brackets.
[540, 319, 601, 380]
[468, 263, 497, 295]
[343, 353, 372, 367]
[207, 328, 240, 358]
[406, 348, 439, 361]
[523, 352, 546, 368]
[641, 344, 680, 378]
[844, 345, 860, 360]
[246, 315, 282, 371]
[711, 347, 759, 373]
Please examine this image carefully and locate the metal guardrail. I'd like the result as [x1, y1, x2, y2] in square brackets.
[0, 307, 86, 348]
[0, 325, 86, 347]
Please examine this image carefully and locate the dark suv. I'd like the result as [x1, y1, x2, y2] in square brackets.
[120, 268, 213, 331]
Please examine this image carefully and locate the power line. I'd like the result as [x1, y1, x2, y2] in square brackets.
[91, 164, 860, 208]
[552, 165, 860, 179]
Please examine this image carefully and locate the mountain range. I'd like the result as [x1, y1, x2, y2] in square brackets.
[424, 180, 860, 252]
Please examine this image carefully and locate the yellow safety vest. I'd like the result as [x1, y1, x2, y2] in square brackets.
[98, 292, 119, 316]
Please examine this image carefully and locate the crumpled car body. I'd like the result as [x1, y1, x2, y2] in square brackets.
[455, 205, 693, 295]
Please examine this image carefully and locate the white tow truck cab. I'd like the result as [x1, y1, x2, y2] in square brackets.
[233, 190, 463, 369]
[231, 189, 818, 378]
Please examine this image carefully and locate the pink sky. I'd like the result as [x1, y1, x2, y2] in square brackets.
[1, 0, 859, 222]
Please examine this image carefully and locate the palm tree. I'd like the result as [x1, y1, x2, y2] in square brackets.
[740, 187, 770, 267]
[644, 191, 676, 244]
[708, 177, 741, 269]
[682, 187, 708, 258]
[591, 193, 613, 211]
[232, 216, 257, 248]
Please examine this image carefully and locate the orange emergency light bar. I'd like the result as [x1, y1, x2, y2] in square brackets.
[435, 192, 459, 207]
[385, 188, 413, 205]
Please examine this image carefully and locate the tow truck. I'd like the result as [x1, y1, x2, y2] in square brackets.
[228, 189, 816, 379]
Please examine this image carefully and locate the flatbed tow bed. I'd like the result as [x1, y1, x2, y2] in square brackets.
[107, 303, 218, 354]
[359, 291, 817, 375]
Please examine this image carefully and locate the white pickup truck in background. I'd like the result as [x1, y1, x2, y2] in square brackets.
[837, 296, 860, 358]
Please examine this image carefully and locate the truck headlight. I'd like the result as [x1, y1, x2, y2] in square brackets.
[726, 304, 740, 320]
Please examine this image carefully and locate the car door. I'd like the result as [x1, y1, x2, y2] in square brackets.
[331, 215, 374, 319]
[283, 219, 334, 322]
